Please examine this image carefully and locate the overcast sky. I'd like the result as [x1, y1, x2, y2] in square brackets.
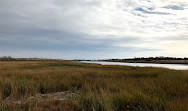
[0, 0, 188, 59]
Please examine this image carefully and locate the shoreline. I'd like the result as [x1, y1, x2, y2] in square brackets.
[99, 60, 188, 65]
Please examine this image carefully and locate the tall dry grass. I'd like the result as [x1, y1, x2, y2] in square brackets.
[0, 61, 187, 111]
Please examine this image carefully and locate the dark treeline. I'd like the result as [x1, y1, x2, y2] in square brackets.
[74, 59, 93, 61]
[107, 56, 188, 61]
[1, 56, 188, 61]
[101, 57, 188, 64]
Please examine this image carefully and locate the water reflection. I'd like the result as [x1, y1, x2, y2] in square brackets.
[80, 61, 188, 70]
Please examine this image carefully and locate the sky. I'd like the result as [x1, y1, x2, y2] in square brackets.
[0, 0, 188, 59]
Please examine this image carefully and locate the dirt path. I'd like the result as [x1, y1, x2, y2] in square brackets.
[29, 91, 77, 101]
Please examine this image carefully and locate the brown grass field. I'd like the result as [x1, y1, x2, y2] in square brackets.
[0, 60, 188, 111]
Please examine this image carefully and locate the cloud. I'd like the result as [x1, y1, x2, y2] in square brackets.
[135, 7, 170, 15]
[0, 0, 187, 59]
[163, 5, 184, 10]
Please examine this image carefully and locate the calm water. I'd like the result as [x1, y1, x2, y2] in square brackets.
[80, 61, 188, 70]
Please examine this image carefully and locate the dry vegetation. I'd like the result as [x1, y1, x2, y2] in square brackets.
[0, 60, 188, 111]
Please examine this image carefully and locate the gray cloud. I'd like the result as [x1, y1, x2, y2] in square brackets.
[163, 5, 184, 10]
[0, 0, 187, 59]
[135, 8, 170, 15]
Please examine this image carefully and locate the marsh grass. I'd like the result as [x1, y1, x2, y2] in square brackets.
[0, 61, 187, 111]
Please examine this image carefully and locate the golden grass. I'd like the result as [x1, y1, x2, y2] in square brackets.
[0, 61, 187, 111]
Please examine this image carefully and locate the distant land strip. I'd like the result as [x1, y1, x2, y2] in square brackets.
[77, 57, 188, 65]
[0, 56, 63, 61]
[1, 56, 188, 64]
[99, 57, 188, 65]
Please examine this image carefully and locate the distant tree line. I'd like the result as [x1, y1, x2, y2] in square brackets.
[108, 56, 188, 61]
[0, 56, 61, 61]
